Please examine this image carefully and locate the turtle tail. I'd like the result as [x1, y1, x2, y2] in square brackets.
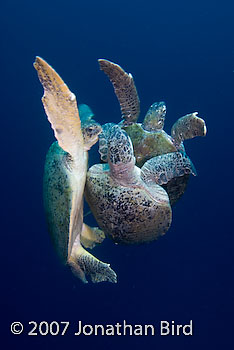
[68, 245, 117, 284]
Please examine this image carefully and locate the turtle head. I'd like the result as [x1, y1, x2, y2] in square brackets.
[82, 120, 102, 151]
[142, 101, 166, 132]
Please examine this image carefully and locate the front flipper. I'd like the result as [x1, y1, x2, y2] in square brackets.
[68, 244, 117, 284]
[141, 151, 197, 186]
[141, 152, 197, 205]
[80, 223, 105, 249]
[98, 59, 140, 125]
[171, 112, 207, 146]
[33, 56, 83, 161]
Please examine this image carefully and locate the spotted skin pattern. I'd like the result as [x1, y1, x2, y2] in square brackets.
[69, 244, 116, 283]
[85, 163, 171, 244]
[98, 59, 206, 206]
[142, 101, 167, 131]
[43, 141, 76, 264]
[98, 59, 140, 124]
[44, 142, 117, 283]
[107, 125, 134, 165]
[141, 152, 197, 205]
[98, 123, 115, 162]
[171, 112, 207, 146]
[86, 125, 172, 245]
[141, 152, 197, 186]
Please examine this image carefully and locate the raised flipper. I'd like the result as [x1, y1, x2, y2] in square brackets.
[99, 59, 140, 125]
[171, 112, 207, 146]
[104, 124, 141, 187]
[99, 124, 139, 186]
[142, 101, 166, 131]
[34, 56, 83, 161]
[80, 223, 105, 249]
[141, 152, 197, 186]
[107, 124, 134, 165]
[69, 242, 117, 284]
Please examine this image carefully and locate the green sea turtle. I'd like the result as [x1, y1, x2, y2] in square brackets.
[85, 124, 195, 245]
[34, 57, 117, 283]
[98, 59, 206, 165]
[98, 59, 207, 204]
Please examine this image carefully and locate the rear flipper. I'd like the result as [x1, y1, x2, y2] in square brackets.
[68, 244, 117, 284]
[80, 223, 105, 249]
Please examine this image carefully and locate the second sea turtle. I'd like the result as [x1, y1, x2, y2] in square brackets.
[85, 124, 195, 245]
[98, 59, 207, 204]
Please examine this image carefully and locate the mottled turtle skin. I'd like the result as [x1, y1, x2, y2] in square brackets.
[85, 124, 174, 245]
[123, 102, 177, 167]
[98, 59, 207, 204]
[99, 124, 197, 207]
[34, 57, 117, 284]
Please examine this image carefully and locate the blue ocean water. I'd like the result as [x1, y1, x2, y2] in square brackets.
[1, 0, 233, 348]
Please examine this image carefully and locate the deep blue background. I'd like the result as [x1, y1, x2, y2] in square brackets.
[1, 0, 233, 348]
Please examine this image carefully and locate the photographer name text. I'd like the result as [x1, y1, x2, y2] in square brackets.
[11, 319, 193, 336]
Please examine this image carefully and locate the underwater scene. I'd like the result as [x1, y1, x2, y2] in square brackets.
[1, 0, 234, 349]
